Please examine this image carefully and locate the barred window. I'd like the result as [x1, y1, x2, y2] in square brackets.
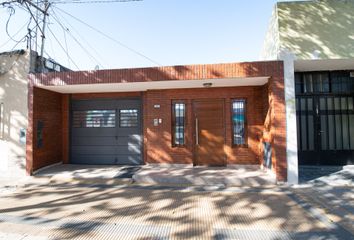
[120, 109, 138, 127]
[295, 71, 354, 94]
[232, 99, 247, 146]
[172, 102, 186, 146]
[73, 110, 116, 128]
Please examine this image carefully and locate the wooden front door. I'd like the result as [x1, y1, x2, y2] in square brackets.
[193, 99, 226, 166]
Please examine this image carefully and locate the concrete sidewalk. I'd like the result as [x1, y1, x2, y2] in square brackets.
[299, 165, 354, 185]
[1, 164, 353, 239]
[0, 176, 33, 196]
[1, 184, 352, 239]
[32, 164, 277, 187]
[292, 165, 354, 237]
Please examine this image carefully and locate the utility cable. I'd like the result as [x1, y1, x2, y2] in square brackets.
[23, 1, 45, 37]
[53, 5, 161, 66]
[0, 18, 30, 48]
[10, 33, 28, 50]
[50, 10, 104, 68]
[5, 5, 20, 42]
[49, 0, 142, 4]
[62, 25, 71, 68]
[53, 7, 109, 68]
[7, 22, 39, 50]
[47, 25, 80, 70]
[47, 31, 57, 61]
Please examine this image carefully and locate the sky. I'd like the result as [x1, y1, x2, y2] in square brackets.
[0, 0, 289, 70]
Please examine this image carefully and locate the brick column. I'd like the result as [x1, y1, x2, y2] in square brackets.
[270, 68, 287, 182]
[26, 77, 34, 175]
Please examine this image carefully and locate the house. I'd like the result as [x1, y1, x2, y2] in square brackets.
[27, 61, 288, 182]
[7, 0, 354, 185]
[261, 0, 354, 182]
[0, 50, 69, 179]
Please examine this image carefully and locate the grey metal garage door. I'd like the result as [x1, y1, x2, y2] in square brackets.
[71, 98, 142, 165]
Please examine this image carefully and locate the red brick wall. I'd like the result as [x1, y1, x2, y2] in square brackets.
[31, 87, 63, 171]
[28, 61, 287, 181]
[269, 75, 287, 181]
[69, 87, 269, 166]
[31, 61, 283, 86]
[144, 86, 267, 165]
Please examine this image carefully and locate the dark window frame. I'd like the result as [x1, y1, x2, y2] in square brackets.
[295, 70, 354, 95]
[119, 109, 139, 128]
[171, 100, 187, 147]
[72, 109, 116, 128]
[231, 99, 248, 147]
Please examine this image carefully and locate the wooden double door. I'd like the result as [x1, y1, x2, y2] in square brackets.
[193, 99, 226, 166]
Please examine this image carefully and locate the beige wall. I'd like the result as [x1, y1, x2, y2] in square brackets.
[262, 0, 354, 60]
[260, 6, 280, 60]
[0, 51, 30, 178]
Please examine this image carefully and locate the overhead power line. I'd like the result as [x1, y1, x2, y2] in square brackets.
[47, 25, 80, 70]
[49, 0, 142, 4]
[3, 22, 39, 50]
[62, 25, 71, 68]
[22, 1, 44, 38]
[2, 0, 155, 70]
[53, 7, 109, 67]
[10, 33, 28, 50]
[53, 5, 162, 66]
[50, 10, 105, 68]
[1, 17, 30, 48]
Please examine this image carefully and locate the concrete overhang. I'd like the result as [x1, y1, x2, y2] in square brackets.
[38, 77, 269, 94]
[295, 59, 354, 72]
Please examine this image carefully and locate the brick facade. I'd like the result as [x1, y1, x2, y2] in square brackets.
[144, 87, 266, 165]
[26, 87, 63, 172]
[28, 61, 287, 181]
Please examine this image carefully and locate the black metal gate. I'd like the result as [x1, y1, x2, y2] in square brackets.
[295, 71, 354, 165]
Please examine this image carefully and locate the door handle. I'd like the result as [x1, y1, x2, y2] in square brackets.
[195, 118, 199, 145]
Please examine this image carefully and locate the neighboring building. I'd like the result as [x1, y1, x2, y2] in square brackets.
[0, 49, 69, 179]
[261, 0, 354, 183]
[262, 0, 354, 60]
[27, 61, 289, 182]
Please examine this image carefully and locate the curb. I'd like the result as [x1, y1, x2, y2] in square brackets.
[33, 175, 133, 186]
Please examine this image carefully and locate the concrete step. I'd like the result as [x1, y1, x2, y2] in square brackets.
[132, 167, 277, 187]
[33, 174, 133, 186]
[32, 164, 140, 186]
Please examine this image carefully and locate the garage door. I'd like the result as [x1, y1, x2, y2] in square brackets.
[71, 98, 142, 165]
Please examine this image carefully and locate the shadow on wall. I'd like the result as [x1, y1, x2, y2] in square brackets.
[30, 61, 285, 180]
[143, 64, 273, 167]
[278, 0, 354, 59]
[34, 61, 271, 87]
[0, 52, 29, 177]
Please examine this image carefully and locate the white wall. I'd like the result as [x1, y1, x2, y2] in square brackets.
[0, 51, 30, 178]
[279, 50, 298, 184]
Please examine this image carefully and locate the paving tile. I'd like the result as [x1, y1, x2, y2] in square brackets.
[0, 184, 342, 239]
